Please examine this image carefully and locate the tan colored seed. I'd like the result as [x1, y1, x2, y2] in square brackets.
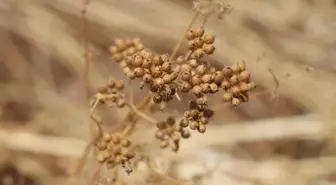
[239, 82, 249, 92]
[180, 81, 192, 93]
[230, 86, 240, 95]
[203, 34, 215, 44]
[191, 48, 204, 59]
[121, 139, 131, 147]
[201, 74, 212, 83]
[160, 140, 169, 149]
[142, 58, 152, 68]
[229, 75, 239, 85]
[143, 73, 153, 84]
[162, 62, 171, 72]
[221, 80, 231, 90]
[187, 30, 196, 40]
[134, 67, 145, 78]
[195, 64, 207, 76]
[198, 124, 206, 133]
[210, 83, 219, 93]
[238, 71, 250, 81]
[247, 82, 256, 90]
[190, 75, 201, 86]
[195, 27, 205, 37]
[232, 98, 241, 106]
[190, 121, 199, 130]
[132, 55, 143, 67]
[103, 132, 112, 142]
[203, 45, 215, 55]
[222, 92, 233, 102]
[188, 59, 198, 68]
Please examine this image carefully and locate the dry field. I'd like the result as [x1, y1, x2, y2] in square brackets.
[0, 0, 336, 185]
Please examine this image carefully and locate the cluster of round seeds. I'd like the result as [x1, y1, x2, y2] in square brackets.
[154, 116, 190, 152]
[95, 79, 126, 108]
[179, 96, 214, 133]
[110, 38, 144, 63]
[186, 27, 216, 59]
[220, 62, 256, 106]
[95, 132, 135, 171]
[120, 49, 180, 104]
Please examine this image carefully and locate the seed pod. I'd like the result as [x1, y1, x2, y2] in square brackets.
[221, 80, 231, 90]
[181, 71, 192, 81]
[116, 98, 126, 108]
[229, 75, 239, 85]
[238, 61, 246, 71]
[153, 55, 163, 65]
[230, 85, 240, 95]
[180, 81, 192, 93]
[188, 40, 197, 50]
[142, 58, 152, 68]
[232, 98, 241, 106]
[194, 37, 204, 48]
[203, 45, 215, 55]
[109, 46, 119, 54]
[160, 140, 169, 149]
[191, 48, 204, 59]
[203, 34, 215, 44]
[213, 71, 225, 84]
[181, 63, 192, 72]
[222, 66, 233, 77]
[136, 43, 144, 51]
[160, 54, 169, 62]
[195, 27, 205, 37]
[198, 124, 206, 133]
[188, 59, 198, 68]
[179, 118, 189, 127]
[155, 130, 165, 139]
[112, 53, 123, 62]
[238, 71, 250, 81]
[192, 85, 203, 97]
[181, 130, 190, 138]
[210, 83, 219, 93]
[162, 74, 172, 84]
[124, 56, 133, 65]
[141, 49, 153, 60]
[126, 47, 136, 56]
[134, 67, 145, 78]
[203, 108, 214, 118]
[115, 39, 126, 49]
[166, 116, 176, 125]
[199, 116, 208, 125]
[170, 72, 179, 81]
[231, 63, 240, 73]
[176, 56, 185, 63]
[162, 62, 172, 72]
[201, 74, 212, 83]
[121, 139, 131, 147]
[126, 71, 135, 79]
[151, 66, 163, 78]
[190, 75, 201, 86]
[103, 132, 112, 142]
[153, 92, 163, 102]
[196, 96, 207, 105]
[143, 73, 153, 84]
[132, 54, 143, 67]
[190, 121, 199, 130]
[247, 82, 256, 90]
[222, 92, 233, 102]
[239, 82, 249, 92]
[187, 30, 196, 40]
[200, 83, 211, 93]
[195, 64, 207, 76]
[111, 135, 121, 144]
[97, 152, 107, 163]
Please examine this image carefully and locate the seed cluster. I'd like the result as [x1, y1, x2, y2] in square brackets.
[155, 116, 190, 152]
[95, 132, 135, 171]
[108, 26, 257, 153]
[186, 27, 216, 59]
[111, 39, 180, 104]
[95, 79, 126, 108]
[110, 38, 144, 63]
[180, 96, 214, 133]
[220, 62, 256, 106]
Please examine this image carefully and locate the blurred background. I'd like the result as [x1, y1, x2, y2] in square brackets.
[0, 0, 336, 185]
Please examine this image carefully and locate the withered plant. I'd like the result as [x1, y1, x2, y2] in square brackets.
[79, 2, 257, 184]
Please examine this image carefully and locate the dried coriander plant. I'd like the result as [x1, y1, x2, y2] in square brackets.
[84, 2, 256, 179]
